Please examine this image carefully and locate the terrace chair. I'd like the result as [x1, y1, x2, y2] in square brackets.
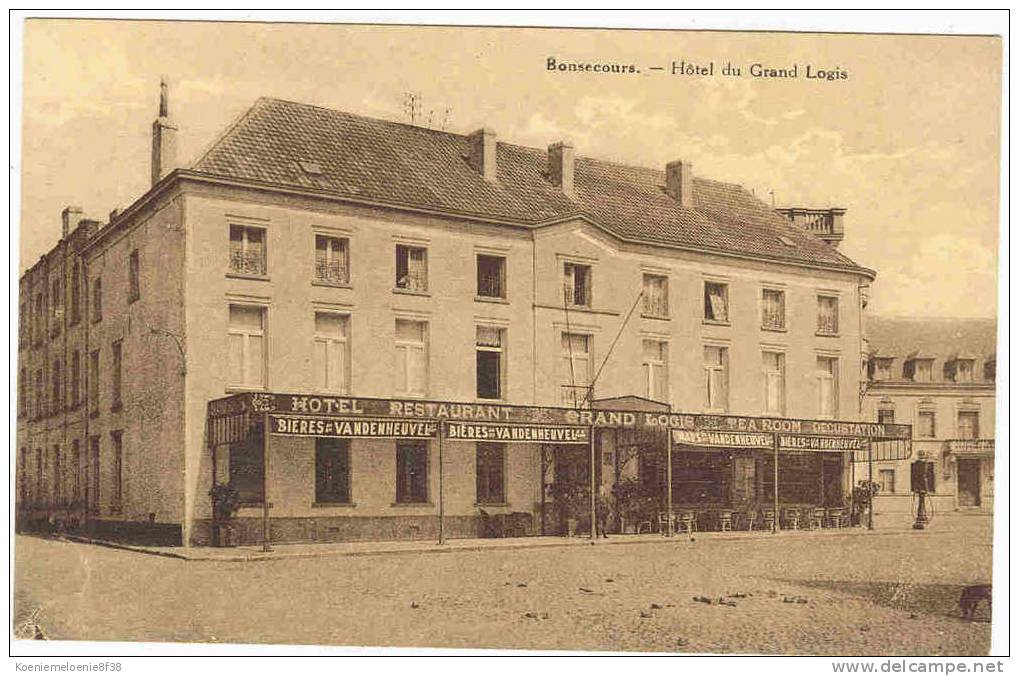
[807, 508, 826, 530]
[657, 511, 675, 536]
[741, 510, 757, 531]
[782, 508, 800, 530]
[761, 509, 777, 531]
[826, 508, 846, 529]
[715, 509, 733, 532]
[676, 510, 697, 535]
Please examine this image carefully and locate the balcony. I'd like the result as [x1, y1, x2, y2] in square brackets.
[315, 259, 349, 286]
[776, 207, 846, 247]
[229, 249, 267, 277]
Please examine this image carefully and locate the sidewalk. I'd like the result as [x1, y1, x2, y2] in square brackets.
[56, 512, 970, 562]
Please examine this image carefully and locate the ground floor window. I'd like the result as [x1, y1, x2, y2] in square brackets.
[396, 440, 428, 504]
[230, 424, 265, 504]
[476, 442, 506, 504]
[878, 468, 895, 494]
[315, 438, 351, 504]
[672, 451, 731, 503]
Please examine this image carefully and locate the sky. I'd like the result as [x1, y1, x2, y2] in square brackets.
[18, 19, 1002, 318]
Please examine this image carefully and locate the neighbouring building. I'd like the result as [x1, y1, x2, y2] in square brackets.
[864, 317, 997, 514]
[17, 86, 908, 547]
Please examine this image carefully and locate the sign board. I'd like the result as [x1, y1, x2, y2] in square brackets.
[445, 422, 589, 444]
[269, 415, 437, 439]
[672, 430, 772, 448]
[210, 393, 912, 442]
[778, 434, 865, 452]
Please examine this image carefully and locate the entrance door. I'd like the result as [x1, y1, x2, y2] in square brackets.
[957, 459, 981, 507]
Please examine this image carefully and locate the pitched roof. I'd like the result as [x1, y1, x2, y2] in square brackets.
[192, 97, 870, 274]
[868, 317, 997, 361]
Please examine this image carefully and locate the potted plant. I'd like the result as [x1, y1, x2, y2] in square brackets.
[850, 480, 880, 526]
[210, 483, 240, 546]
[549, 482, 590, 536]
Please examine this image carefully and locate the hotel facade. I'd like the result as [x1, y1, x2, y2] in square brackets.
[16, 90, 906, 547]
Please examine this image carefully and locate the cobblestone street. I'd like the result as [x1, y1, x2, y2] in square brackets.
[14, 515, 992, 654]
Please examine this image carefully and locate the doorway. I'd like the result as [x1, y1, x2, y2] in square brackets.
[957, 459, 982, 507]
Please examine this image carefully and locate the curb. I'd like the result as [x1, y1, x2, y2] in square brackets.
[44, 524, 943, 563]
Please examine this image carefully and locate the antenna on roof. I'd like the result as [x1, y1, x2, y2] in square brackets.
[441, 107, 451, 131]
[402, 91, 421, 125]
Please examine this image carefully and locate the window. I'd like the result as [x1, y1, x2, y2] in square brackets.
[477, 254, 506, 299]
[877, 409, 895, 425]
[907, 359, 934, 382]
[704, 282, 729, 323]
[816, 356, 839, 418]
[53, 445, 62, 506]
[395, 319, 427, 396]
[957, 411, 979, 440]
[88, 350, 99, 415]
[761, 288, 786, 330]
[91, 277, 102, 323]
[951, 359, 975, 383]
[70, 261, 81, 324]
[51, 359, 62, 414]
[560, 333, 592, 407]
[34, 369, 44, 419]
[315, 438, 351, 504]
[395, 244, 428, 292]
[476, 443, 505, 505]
[917, 411, 936, 438]
[642, 274, 669, 317]
[229, 225, 267, 277]
[476, 326, 505, 400]
[984, 359, 996, 382]
[18, 448, 27, 504]
[396, 441, 428, 503]
[34, 293, 45, 344]
[19, 301, 26, 348]
[762, 351, 785, 415]
[563, 262, 591, 307]
[128, 250, 140, 303]
[50, 277, 62, 336]
[111, 340, 123, 411]
[313, 313, 349, 394]
[878, 469, 895, 494]
[70, 350, 80, 408]
[870, 358, 893, 381]
[88, 436, 100, 511]
[228, 305, 266, 389]
[111, 431, 123, 511]
[19, 367, 27, 417]
[816, 295, 839, 335]
[35, 448, 43, 506]
[315, 235, 349, 285]
[71, 439, 81, 505]
[703, 346, 729, 412]
[229, 424, 264, 504]
[642, 339, 668, 402]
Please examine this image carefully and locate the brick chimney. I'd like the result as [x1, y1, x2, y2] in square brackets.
[665, 160, 694, 207]
[548, 141, 575, 197]
[61, 206, 84, 238]
[151, 78, 178, 186]
[467, 128, 497, 182]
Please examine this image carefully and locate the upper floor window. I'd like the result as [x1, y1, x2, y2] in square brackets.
[229, 224, 267, 277]
[70, 261, 81, 325]
[642, 274, 669, 318]
[111, 430, 124, 511]
[91, 278, 102, 323]
[111, 340, 123, 412]
[50, 277, 62, 336]
[983, 359, 996, 382]
[762, 350, 785, 415]
[877, 408, 895, 425]
[560, 332, 592, 407]
[395, 244, 428, 293]
[917, 410, 936, 438]
[761, 288, 786, 330]
[70, 350, 81, 408]
[51, 359, 63, 414]
[816, 295, 839, 335]
[88, 351, 99, 416]
[315, 235, 350, 286]
[957, 411, 979, 440]
[704, 282, 729, 323]
[870, 357, 893, 381]
[128, 250, 140, 303]
[816, 356, 839, 418]
[476, 326, 505, 400]
[313, 313, 349, 394]
[19, 301, 27, 348]
[642, 339, 668, 402]
[476, 254, 506, 300]
[34, 369, 44, 420]
[395, 319, 428, 396]
[34, 293, 45, 343]
[946, 358, 975, 383]
[878, 469, 895, 494]
[906, 358, 934, 382]
[563, 262, 592, 307]
[227, 305, 266, 389]
[703, 345, 729, 412]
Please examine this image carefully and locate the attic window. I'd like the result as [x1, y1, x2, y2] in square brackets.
[777, 235, 796, 247]
[299, 160, 323, 176]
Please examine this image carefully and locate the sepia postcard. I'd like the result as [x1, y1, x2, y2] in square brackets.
[10, 13, 1006, 663]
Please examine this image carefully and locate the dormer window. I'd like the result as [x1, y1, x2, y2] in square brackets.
[870, 357, 893, 381]
[945, 358, 975, 383]
[984, 359, 996, 382]
[905, 358, 934, 382]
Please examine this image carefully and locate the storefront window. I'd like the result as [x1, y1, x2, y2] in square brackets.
[761, 453, 826, 505]
[672, 451, 731, 504]
[315, 438, 351, 504]
[396, 440, 428, 503]
[229, 424, 264, 504]
[476, 442, 505, 504]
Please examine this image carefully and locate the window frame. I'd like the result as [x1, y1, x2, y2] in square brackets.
[91, 277, 102, 324]
[476, 253, 507, 300]
[313, 312, 350, 395]
[475, 442, 507, 505]
[110, 339, 123, 412]
[313, 234, 351, 287]
[88, 350, 100, 417]
[878, 468, 895, 494]
[560, 331, 593, 407]
[314, 437, 352, 505]
[917, 410, 936, 439]
[816, 356, 839, 419]
[128, 249, 141, 303]
[475, 325, 506, 401]
[761, 287, 786, 331]
[762, 350, 786, 415]
[227, 304, 268, 391]
[956, 411, 980, 440]
[642, 338, 669, 403]
[816, 294, 840, 336]
[394, 244, 429, 294]
[563, 262, 593, 308]
[703, 281, 730, 325]
[228, 224, 269, 279]
[703, 345, 729, 413]
[395, 440, 429, 505]
[395, 319, 428, 397]
[641, 273, 670, 318]
[111, 430, 124, 512]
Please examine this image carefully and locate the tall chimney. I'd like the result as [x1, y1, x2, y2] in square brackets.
[467, 128, 497, 182]
[151, 78, 178, 186]
[665, 160, 695, 208]
[61, 206, 84, 238]
[548, 141, 575, 197]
